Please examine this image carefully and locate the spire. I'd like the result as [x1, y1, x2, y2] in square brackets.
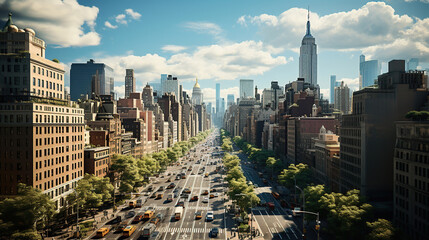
[306, 7, 311, 36]
[2, 12, 13, 32]
[194, 77, 200, 88]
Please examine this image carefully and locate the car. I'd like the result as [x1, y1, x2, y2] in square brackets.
[202, 190, 209, 195]
[210, 227, 219, 237]
[126, 210, 136, 218]
[167, 183, 176, 189]
[173, 187, 181, 193]
[190, 195, 199, 201]
[148, 231, 161, 240]
[202, 197, 209, 203]
[254, 184, 259, 188]
[173, 192, 179, 198]
[150, 217, 160, 225]
[176, 201, 185, 208]
[205, 211, 214, 221]
[195, 211, 202, 219]
[144, 191, 151, 196]
[151, 192, 157, 198]
[158, 186, 164, 191]
[210, 188, 217, 192]
[183, 188, 191, 194]
[209, 193, 215, 198]
[133, 214, 143, 223]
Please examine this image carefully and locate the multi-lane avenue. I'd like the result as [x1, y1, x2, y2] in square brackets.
[87, 130, 308, 240]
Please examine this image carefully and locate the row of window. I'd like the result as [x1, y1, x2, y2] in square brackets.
[33, 77, 63, 91]
[35, 170, 82, 191]
[0, 64, 27, 73]
[3, 76, 28, 86]
[35, 145, 82, 158]
[395, 149, 429, 164]
[33, 89, 62, 99]
[35, 114, 83, 124]
[95, 167, 108, 177]
[33, 65, 63, 81]
[35, 135, 83, 147]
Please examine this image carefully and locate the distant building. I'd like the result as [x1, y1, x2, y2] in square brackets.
[340, 60, 429, 202]
[240, 79, 254, 100]
[359, 54, 381, 89]
[334, 81, 350, 114]
[192, 78, 203, 105]
[314, 126, 340, 191]
[393, 121, 429, 240]
[406, 58, 419, 71]
[227, 94, 235, 107]
[161, 74, 179, 102]
[261, 81, 283, 110]
[70, 59, 114, 101]
[299, 10, 317, 86]
[216, 83, 220, 114]
[125, 69, 136, 98]
[330, 75, 340, 104]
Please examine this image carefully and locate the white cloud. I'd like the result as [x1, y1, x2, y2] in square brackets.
[115, 14, 127, 24]
[125, 8, 141, 20]
[91, 41, 288, 98]
[0, 0, 100, 47]
[237, 15, 247, 26]
[104, 21, 117, 29]
[184, 21, 225, 41]
[404, 0, 429, 3]
[162, 45, 187, 53]
[320, 88, 329, 100]
[242, 2, 429, 61]
[337, 77, 359, 91]
[198, 87, 239, 105]
[114, 85, 125, 99]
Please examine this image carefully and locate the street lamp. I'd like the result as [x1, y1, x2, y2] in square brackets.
[295, 185, 305, 239]
[292, 210, 321, 240]
[235, 193, 255, 240]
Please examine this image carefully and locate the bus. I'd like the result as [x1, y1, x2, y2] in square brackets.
[122, 225, 137, 237]
[96, 227, 110, 237]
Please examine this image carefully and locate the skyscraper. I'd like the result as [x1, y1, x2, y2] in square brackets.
[334, 81, 350, 114]
[407, 58, 419, 71]
[192, 78, 203, 105]
[359, 54, 381, 89]
[299, 10, 317, 85]
[125, 69, 135, 98]
[216, 83, 220, 114]
[161, 74, 179, 102]
[239, 79, 254, 100]
[70, 59, 115, 101]
[330, 75, 340, 104]
[227, 94, 235, 107]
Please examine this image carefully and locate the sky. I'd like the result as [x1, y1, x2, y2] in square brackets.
[1, 0, 429, 105]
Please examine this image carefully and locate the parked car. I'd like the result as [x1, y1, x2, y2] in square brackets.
[210, 227, 219, 237]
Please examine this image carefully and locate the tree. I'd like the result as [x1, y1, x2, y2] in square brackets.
[66, 174, 114, 214]
[52, 58, 59, 63]
[11, 230, 42, 240]
[278, 163, 312, 189]
[405, 110, 429, 121]
[366, 219, 394, 240]
[266, 157, 277, 173]
[111, 155, 143, 193]
[303, 185, 326, 217]
[0, 184, 55, 238]
[226, 166, 245, 182]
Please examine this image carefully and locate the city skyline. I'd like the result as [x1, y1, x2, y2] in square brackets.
[0, 0, 428, 105]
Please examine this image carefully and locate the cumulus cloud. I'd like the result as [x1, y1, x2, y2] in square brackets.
[337, 77, 359, 91]
[162, 45, 187, 53]
[115, 14, 127, 24]
[125, 8, 141, 20]
[0, 0, 100, 47]
[89, 41, 287, 98]
[241, 2, 429, 61]
[104, 21, 117, 29]
[404, 0, 429, 3]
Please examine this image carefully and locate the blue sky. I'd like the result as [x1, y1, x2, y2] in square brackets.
[1, 0, 429, 104]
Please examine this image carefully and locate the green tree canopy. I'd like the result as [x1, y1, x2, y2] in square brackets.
[0, 184, 55, 237]
[278, 163, 312, 189]
[366, 219, 395, 240]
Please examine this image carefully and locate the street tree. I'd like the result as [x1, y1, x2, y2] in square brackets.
[111, 155, 143, 193]
[278, 163, 312, 189]
[366, 219, 395, 240]
[0, 184, 55, 238]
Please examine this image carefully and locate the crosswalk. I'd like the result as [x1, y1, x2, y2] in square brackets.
[158, 227, 224, 233]
[144, 206, 210, 211]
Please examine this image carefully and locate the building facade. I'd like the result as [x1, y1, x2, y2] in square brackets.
[70, 59, 114, 101]
[359, 54, 381, 90]
[240, 79, 254, 100]
[125, 69, 135, 98]
[334, 81, 350, 114]
[299, 11, 317, 86]
[84, 147, 110, 177]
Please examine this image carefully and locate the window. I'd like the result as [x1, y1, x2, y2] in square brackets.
[38, 79, 40, 87]
[33, 66, 36, 73]
[41, 80, 44, 88]
[38, 67, 40, 74]
[42, 68, 44, 75]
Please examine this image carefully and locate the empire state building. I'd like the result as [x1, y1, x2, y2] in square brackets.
[299, 10, 317, 86]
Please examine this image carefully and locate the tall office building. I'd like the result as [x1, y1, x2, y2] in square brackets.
[227, 94, 235, 107]
[0, 15, 85, 209]
[125, 69, 135, 98]
[161, 74, 179, 102]
[239, 79, 254, 100]
[359, 54, 381, 89]
[220, 98, 225, 115]
[407, 58, 419, 71]
[70, 59, 114, 101]
[216, 83, 220, 114]
[340, 60, 428, 202]
[299, 10, 317, 85]
[334, 81, 350, 114]
[192, 78, 203, 105]
[330, 75, 340, 104]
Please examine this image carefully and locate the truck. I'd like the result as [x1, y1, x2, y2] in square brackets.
[174, 206, 184, 220]
[136, 198, 144, 208]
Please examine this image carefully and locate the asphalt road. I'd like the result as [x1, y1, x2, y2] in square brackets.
[88, 131, 228, 240]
